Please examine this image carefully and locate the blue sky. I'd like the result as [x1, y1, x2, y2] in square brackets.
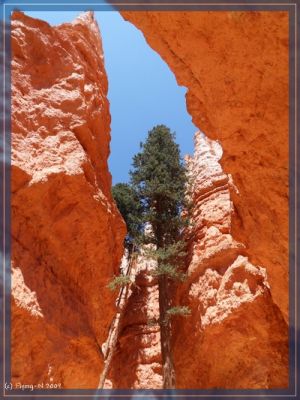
[26, 11, 197, 184]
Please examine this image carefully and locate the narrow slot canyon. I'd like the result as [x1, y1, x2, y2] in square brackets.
[10, 8, 289, 391]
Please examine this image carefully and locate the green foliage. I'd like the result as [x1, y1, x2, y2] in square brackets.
[144, 241, 187, 281]
[128, 124, 190, 388]
[107, 275, 131, 291]
[150, 262, 186, 281]
[130, 125, 187, 248]
[112, 183, 142, 247]
[144, 241, 187, 261]
[161, 306, 192, 326]
[166, 306, 191, 318]
[150, 263, 177, 277]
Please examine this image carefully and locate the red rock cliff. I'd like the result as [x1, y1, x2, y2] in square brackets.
[10, 10, 289, 390]
[119, 11, 289, 389]
[172, 132, 288, 388]
[105, 131, 288, 389]
[121, 11, 289, 323]
[11, 11, 126, 388]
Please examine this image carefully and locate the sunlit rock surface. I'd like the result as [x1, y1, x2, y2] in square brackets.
[121, 10, 289, 324]
[10, 10, 289, 390]
[171, 132, 288, 388]
[108, 250, 163, 389]
[11, 11, 126, 388]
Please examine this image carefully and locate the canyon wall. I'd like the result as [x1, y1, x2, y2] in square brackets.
[10, 10, 289, 390]
[172, 132, 288, 388]
[11, 11, 125, 388]
[120, 11, 289, 388]
[121, 11, 289, 323]
[106, 132, 288, 389]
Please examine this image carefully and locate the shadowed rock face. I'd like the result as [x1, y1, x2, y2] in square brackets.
[11, 11, 126, 388]
[121, 10, 289, 324]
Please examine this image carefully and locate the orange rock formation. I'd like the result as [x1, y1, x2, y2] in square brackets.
[119, 11, 289, 388]
[172, 132, 288, 388]
[106, 131, 288, 389]
[108, 250, 163, 389]
[10, 9, 289, 390]
[122, 10, 289, 323]
[11, 11, 125, 388]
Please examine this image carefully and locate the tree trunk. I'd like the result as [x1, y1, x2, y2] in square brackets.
[158, 273, 176, 389]
[98, 248, 136, 388]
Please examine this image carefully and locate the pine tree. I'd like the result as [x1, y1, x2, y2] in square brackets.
[112, 183, 142, 252]
[130, 124, 188, 388]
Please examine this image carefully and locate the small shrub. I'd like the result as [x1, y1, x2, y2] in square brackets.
[107, 275, 131, 291]
[166, 306, 191, 318]
[150, 264, 186, 281]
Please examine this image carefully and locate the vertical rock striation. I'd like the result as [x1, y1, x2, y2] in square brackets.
[11, 11, 126, 388]
[108, 251, 163, 389]
[171, 132, 288, 388]
[121, 10, 289, 323]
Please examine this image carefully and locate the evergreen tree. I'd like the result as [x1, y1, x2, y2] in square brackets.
[112, 183, 142, 251]
[130, 124, 188, 388]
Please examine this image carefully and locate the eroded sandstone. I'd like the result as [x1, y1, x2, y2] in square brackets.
[171, 132, 288, 388]
[10, 10, 289, 390]
[121, 10, 289, 323]
[11, 11, 126, 388]
[108, 250, 163, 389]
